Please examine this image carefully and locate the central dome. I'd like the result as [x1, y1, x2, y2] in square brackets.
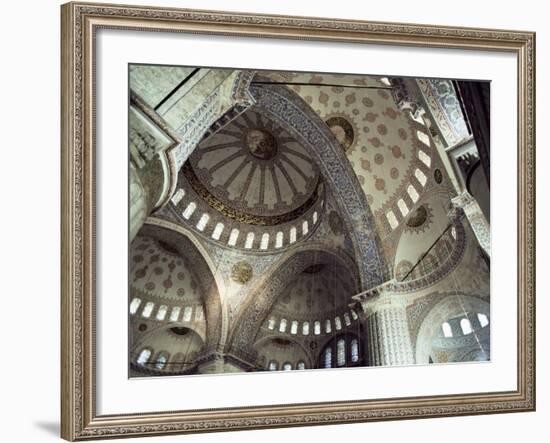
[245, 128, 278, 160]
[186, 109, 320, 222]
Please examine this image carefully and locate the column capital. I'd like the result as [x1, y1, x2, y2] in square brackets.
[351, 280, 402, 316]
[451, 190, 476, 209]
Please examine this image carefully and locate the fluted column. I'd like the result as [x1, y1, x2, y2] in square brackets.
[353, 284, 414, 366]
[452, 191, 490, 256]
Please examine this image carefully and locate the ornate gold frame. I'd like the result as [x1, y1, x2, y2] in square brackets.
[61, 1, 536, 440]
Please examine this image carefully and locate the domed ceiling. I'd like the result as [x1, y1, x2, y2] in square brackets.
[271, 263, 357, 320]
[130, 235, 204, 304]
[185, 109, 320, 225]
[257, 71, 435, 231]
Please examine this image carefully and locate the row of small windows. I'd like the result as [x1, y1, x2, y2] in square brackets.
[172, 187, 320, 250]
[267, 360, 306, 371]
[322, 337, 360, 368]
[129, 297, 203, 323]
[386, 167, 429, 230]
[136, 349, 170, 370]
[136, 349, 191, 371]
[441, 313, 489, 338]
[267, 311, 359, 336]
[385, 124, 432, 231]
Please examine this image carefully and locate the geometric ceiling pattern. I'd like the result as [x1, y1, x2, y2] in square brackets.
[258, 71, 438, 243]
[188, 109, 320, 220]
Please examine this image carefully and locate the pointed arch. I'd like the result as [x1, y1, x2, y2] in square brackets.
[137, 220, 226, 353]
[250, 84, 387, 289]
[226, 243, 360, 360]
[415, 294, 490, 364]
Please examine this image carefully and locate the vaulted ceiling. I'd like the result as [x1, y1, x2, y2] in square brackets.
[188, 109, 320, 222]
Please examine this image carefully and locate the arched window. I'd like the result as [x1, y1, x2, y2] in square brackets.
[477, 313, 489, 328]
[169, 306, 181, 322]
[279, 318, 288, 333]
[260, 233, 270, 250]
[297, 361, 306, 370]
[351, 338, 359, 363]
[314, 321, 321, 335]
[334, 316, 342, 331]
[289, 227, 297, 244]
[460, 318, 473, 335]
[302, 322, 310, 335]
[325, 319, 332, 334]
[267, 317, 276, 330]
[442, 322, 453, 338]
[275, 231, 284, 248]
[415, 168, 427, 186]
[155, 353, 168, 370]
[290, 320, 298, 335]
[156, 304, 168, 321]
[170, 188, 185, 206]
[182, 306, 193, 322]
[336, 339, 346, 366]
[302, 220, 309, 235]
[142, 301, 155, 318]
[418, 149, 431, 167]
[324, 347, 332, 368]
[344, 313, 351, 326]
[313, 211, 318, 224]
[397, 198, 409, 217]
[268, 361, 278, 371]
[407, 184, 420, 203]
[211, 222, 224, 240]
[196, 213, 210, 231]
[228, 228, 239, 246]
[182, 201, 196, 219]
[136, 348, 151, 366]
[245, 232, 255, 249]
[129, 297, 142, 315]
[282, 362, 292, 371]
[416, 130, 430, 146]
[386, 210, 399, 230]
[350, 309, 358, 321]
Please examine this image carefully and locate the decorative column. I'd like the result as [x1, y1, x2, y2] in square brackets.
[452, 191, 490, 256]
[353, 283, 414, 366]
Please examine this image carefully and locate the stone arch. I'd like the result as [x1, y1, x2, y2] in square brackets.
[415, 293, 490, 364]
[130, 323, 206, 374]
[226, 243, 360, 361]
[138, 221, 227, 353]
[250, 84, 388, 290]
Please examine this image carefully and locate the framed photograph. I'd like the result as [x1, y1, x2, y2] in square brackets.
[61, 1, 536, 440]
